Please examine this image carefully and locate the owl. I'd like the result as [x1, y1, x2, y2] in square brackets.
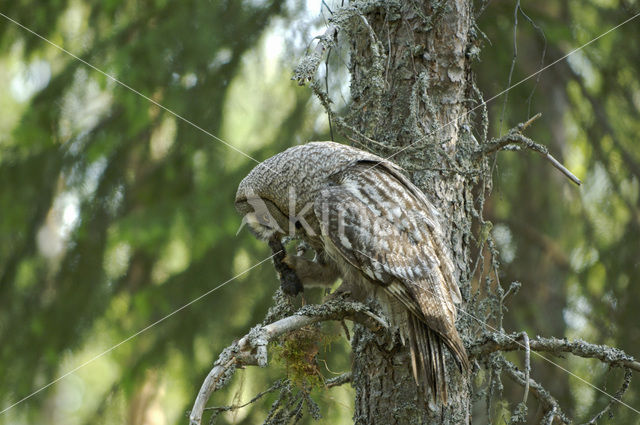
[235, 141, 469, 403]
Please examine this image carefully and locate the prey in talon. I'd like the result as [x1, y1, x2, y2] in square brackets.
[267, 238, 303, 296]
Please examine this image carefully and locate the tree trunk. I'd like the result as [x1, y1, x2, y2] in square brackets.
[343, 1, 475, 423]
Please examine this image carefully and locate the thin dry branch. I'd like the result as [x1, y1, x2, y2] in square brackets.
[470, 333, 640, 372]
[581, 368, 632, 425]
[297, 0, 393, 84]
[202, 379, 289, 416]
[189, 299, 386, 425]
[497, 357, 570, 424]
[326, 371, 353, 388]
[478, 113, 582, 186]
[521, 332, 530, 405]
[293, 0, 399, 86]
[293, 25, 338, 86]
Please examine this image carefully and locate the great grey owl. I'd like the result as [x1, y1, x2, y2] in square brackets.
[235, 141, 469, 403]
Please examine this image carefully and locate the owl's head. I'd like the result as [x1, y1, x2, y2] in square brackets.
[234, 185, 291, 241]
[234, 142, 365, 241]
[235, 151, 302, 240]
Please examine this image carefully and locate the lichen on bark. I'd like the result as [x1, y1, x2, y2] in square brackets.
[191, 2, 638, 424]
[296, 1, 477, 423]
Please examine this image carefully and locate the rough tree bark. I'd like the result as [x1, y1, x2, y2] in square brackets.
[192, 1, 637, 424]
[336, 1, 475, 423]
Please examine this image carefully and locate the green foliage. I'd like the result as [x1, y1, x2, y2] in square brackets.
[475, 0, 640, 423]
[0, 1, 333, 424]
[1, 0, 639, 424]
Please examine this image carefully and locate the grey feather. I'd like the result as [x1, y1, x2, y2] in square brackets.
[235, 142, 469, 404]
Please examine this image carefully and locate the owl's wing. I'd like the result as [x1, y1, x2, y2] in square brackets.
[315, 164, 460, 329]
[362, 159, 463, 306]
[313, 163, 469, 401]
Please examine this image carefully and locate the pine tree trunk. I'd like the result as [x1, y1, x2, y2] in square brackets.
[344, 1, 475, 423]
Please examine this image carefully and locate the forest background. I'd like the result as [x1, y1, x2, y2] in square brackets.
[0, 0, 639, 424]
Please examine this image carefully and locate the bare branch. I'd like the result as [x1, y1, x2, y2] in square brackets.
[497, 357, 570, 424]
[293, 0, 399, 86]
[581, 368, 633, 425]
[518, 112, 543, 131]
[326, 372, 353, 388]
[189, 299, 386, 425]
[521, 332, 530, 405]
[498, 0, 520, 138]
[292, 25, 338, 86]
[478, 114, 582, 186]
[470, 333, 640, 372]
[202, 379, 289, 415]
[543, 153, 581, 186]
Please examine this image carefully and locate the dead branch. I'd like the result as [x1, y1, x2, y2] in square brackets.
[478, 113, 582, 186]
[497, 356, 570, 424]
[326, 371, 352, 388]
[293, 25, 338, 86]
[189, 299, 386, 425]
[521, 332, 530, 405]
[292, 0, 399, 86]
[470, 333, 640, 372]
[581, 368, 632, 425]
[202, 379, 289, 416]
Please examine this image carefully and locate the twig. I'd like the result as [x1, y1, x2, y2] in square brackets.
[340, 319, 351, 341]
[202, 379, 288, 414]
[189, 299, 386, 425]
[326, 372, 352, 388]
[324, 49, 334, 141]
[543, 153, 581, 186]
[501, 281, 522, 304]
[581, 368, 632, 425]
[497, 357, 570, 424]
[321, 0, 333, 15]
[470, 334, 640, 372]
[293, 25, 338, 86]
[478, 114, 582, 186]
[521, 332, 530, 405]
[498, 0, 520, 137]
[518, 112, 542, 131]
[518, 6, 547, 119]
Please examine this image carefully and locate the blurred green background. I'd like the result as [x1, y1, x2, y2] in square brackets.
[0, 0, 638, 424]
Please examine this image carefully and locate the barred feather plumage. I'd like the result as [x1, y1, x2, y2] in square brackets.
[236, 141, 469, 404]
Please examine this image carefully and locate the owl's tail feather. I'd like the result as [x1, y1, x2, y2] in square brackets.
[408, 315, 469, 405]
[408, 315, 447, 404]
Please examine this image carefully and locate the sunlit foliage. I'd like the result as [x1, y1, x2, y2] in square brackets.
[0, 0, 638, 424]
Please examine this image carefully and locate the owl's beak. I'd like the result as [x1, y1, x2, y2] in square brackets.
[235, 215, 248, 236]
